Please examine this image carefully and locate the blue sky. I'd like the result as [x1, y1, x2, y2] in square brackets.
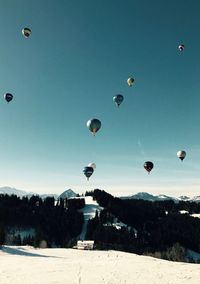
[0, 0, 199, 196]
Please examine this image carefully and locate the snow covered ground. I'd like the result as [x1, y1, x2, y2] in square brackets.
[78, 196, 102, 240]
[191, 214, 200, 219]
[0, 246, 200, 284]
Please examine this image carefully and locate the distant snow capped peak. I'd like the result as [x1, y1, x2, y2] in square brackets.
[120, 192, 176, 202]
[120, 192, 200, 203]
[157, 194, 177, 201]
[58, 189, 77, 199]
[121, 192, 158, 201]
[0, 186, 78, 200]
[0, 186, 33, 197]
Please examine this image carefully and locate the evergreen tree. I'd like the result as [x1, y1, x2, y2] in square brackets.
[0, 224, 5, 246]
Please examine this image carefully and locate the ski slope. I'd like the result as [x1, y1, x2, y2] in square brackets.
[78, 196, 102, 240]
[0, 246, 200, 284]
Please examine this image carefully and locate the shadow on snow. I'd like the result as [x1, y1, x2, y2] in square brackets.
[1, 246, 57, 258]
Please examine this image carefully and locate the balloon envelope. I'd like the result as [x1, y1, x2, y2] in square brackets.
[87, 119, 101, 136]
[127, 77, 135, 86]
[22, 28, 31, 38]
[178, 44, 184, 51]
[4, 93, 13, 103]
[83, 166, 94, 180]
[144, 161, 154, 173]
[113, 94, 124, 107]
[88, 163, 96, 169]
[177, 150, 186, 161]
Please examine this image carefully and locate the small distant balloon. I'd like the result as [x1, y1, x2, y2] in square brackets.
[88, 162, 96, 169]
[22, 27, 32, 38]
[4, 93, 13, 103]
[144, 161, 154, 174]
[113, 94, 124, 107]
[178, 44, 185, 52]
[177, 150, 186, 161]
[87, 119, 101, 136]
[127, 77, 135, 86]
[83, 166, 94, 180]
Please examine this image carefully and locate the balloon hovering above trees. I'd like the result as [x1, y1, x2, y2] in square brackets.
[127, 77, 135, 86]
[177, 150, 186, 161]
[113, 94, 124, 107]
[83, 166, 94, 180]
[144, 161, 154, 174]
[22, 28, 32, 38]
[178, 44, 185, 52]
[87, 118, 101, 136]
[4, 93, 13, 103]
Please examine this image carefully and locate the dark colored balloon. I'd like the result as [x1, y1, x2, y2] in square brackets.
[83, 166, 94, 180]
[4, 93, 13, 103]
[113, 94, 124, 107]
[87, 118, 101, 136]
[144, 161, 154, 174]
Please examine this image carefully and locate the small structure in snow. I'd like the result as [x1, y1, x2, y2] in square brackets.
[76, 240, 94, 250]
[179, 210, 189, 215]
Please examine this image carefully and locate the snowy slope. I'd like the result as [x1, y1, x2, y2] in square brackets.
[78, 196, 102, 240]
[0, 246, 200, 284]
[190, 214, 200, 219]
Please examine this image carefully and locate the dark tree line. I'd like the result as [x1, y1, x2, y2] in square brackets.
[0, 194, 84, 247]
[86, 189, 200, 261]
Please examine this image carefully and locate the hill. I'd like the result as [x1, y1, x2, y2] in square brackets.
[0, 246, 199, 284]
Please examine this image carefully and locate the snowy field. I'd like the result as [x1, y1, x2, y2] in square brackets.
[0, 246, 200, 284]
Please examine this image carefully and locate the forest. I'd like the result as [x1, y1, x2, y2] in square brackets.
[0, 194, 84, 247]
[86, 189, 200, 262]
[1, 190, 200, 262]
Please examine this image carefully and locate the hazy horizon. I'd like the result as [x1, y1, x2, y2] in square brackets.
[0, 184, 199, 198]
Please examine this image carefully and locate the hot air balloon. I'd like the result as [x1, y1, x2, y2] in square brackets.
[178, 44, 185, 52]
[4, 93, 13, 103]
[113, 94, 124, 107]
[177, 150, 186, 161]
[22, 28, 32, 38]
[127, 77, 134, 86]
[144, 161, 154, 174]
[88, 162, 96, 169]
[87, 119, 101, 136]
[83, 166, 94, 180]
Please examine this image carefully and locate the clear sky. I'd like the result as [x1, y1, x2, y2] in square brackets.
[0, 0, 199, 196]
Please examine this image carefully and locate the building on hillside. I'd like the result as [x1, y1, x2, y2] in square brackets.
[76, 240, 94, 250]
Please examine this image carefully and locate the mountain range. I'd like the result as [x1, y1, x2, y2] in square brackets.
[0, 187, 200, 202]
[0, 186, 76, 200]
[121, 192, 200, 202]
